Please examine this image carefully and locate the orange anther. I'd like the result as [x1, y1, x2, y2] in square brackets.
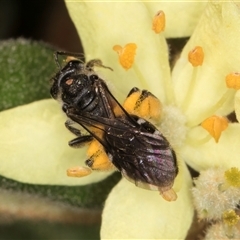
[201, 115, 228, 143]
[113, 43, 137, 70]
[152, 10, 165, 34]
[67, 166, 92, 177]
[188, 46, 204, 67]
[226, 72, 240, 90]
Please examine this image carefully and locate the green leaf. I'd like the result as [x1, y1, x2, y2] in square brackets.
[0, 38, 56, 111]
[0, 173, 121, 209]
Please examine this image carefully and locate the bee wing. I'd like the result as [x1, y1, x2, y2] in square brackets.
[96, 79, 136, 121]
[67, 110, 178, 190]
[106, 127, 178, 191]
[66, 110, 130, 147]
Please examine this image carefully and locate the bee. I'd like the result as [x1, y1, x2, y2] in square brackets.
[51, 51, 178, 201]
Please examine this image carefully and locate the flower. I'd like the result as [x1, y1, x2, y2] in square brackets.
[1, 1, 240, 239]
[64, 1, 240, 238]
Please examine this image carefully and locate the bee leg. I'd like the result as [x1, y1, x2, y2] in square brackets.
[65, 120, 94, 148]
[127, 87, 140, 97]
[86, 59, 113, 71]
[123, 87, 141, 114]
[68, 135, 94, 148]
[67, 142, 115, 177]
[66, 140, 114, 178]
[86, 140, 115, 171]
[123, 88, 162, 123]
[65, 120, 81, 136]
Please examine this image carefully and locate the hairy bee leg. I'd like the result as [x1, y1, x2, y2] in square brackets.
[123, 87, 141, 114]
[68, 135, 94, 148]
[67, 140, 114, 178]
[65, 120, 94, 148]
[67, 166, 92, 177]
[123, 87, 162, 122]
[86, 59, 113, 71]
[65, 120, 81, 136]
[86, 140, 115, 171]
[126, 87, 140, 97]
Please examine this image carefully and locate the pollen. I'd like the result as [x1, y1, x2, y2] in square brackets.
[201, 115, 228, 143]
[152, 10, 165, 34]
[67, 166, 92, 177]
[188, 46, 204, 67]
[222, 210, 240, 226]
[113, 43, 137, 70]
[224, 167, 240, 188]
[225, 72, 240, 90]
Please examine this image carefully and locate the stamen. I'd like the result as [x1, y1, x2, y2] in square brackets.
[222, 210, 240, 226]
[188, 46, 204, 67]
[222, 210, 240, 239]
[180, 46, 204, 113]
[224, 167, 240, 188]
[152, 10, 165, 34]
[201, 115, 228, 143]
[187, 90, 232, 128]
[226, 72, 240, 90]
[67, 166, 92, 177]
[113, 43, 137, 70]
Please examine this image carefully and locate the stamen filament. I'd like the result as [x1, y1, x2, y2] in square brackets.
[187, 90, 233, 128]
[132, 64, 149, 90]
[152, 37, 175, 105]
[185, 131, 212, 147]
[180, 66, 199, 113]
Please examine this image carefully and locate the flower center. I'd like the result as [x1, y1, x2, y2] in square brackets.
[158, 105, 187, 149]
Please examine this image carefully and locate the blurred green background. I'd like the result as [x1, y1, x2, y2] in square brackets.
[0, 1, 114, 239]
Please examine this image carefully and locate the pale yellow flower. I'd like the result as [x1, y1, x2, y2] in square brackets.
[64, 1, 240, 238]
[1, 1, 240, 239]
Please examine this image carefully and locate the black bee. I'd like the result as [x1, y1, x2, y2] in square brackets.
[51, 51, 178, 201]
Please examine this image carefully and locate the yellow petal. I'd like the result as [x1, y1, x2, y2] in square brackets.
[65, 1, 172, 104]
[0, 99, 112, 185]
[182, 123, 240, 171]
[172, 2, 240, 127]
[101, 160, 193, 239]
